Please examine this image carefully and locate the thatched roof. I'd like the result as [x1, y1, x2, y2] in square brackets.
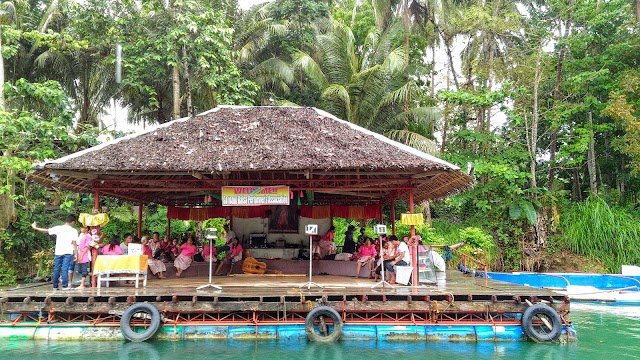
[31, 106, 472, 206]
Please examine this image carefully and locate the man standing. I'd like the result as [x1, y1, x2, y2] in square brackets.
[32, 214, 79, 290]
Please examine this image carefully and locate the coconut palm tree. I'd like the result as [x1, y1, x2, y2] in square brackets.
[292, 19, 439, 140]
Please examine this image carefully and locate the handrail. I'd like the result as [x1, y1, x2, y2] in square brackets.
[448, 247, 488, 283]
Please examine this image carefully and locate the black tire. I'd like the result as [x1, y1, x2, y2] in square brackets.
[305, 306, 343, 342]
[521, 304, 562, 342]
[118, 342, 160, 360]
[120, 303, 161, 342]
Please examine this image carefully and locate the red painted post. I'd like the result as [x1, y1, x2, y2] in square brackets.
[390, 198, 396, 235]
[409, 189, 418, 286]
[137, 200, 143, 238]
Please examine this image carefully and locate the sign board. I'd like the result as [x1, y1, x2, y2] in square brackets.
[221, 186, 290, 206]
[305, 224, 318, 235]
[128, 243, 143, 256]
[204, 228, 218, 239]
[374, 224, 387, 235]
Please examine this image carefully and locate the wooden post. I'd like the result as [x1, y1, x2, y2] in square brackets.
[93, 191, 100, 211]
[137, 200, 143, 238]
[91, 190, 100, 288]
[379, 204, 384, 225]
[166, 217, 171, 240]
[390, 197, 396, 235]
[409, 189, 418, 286]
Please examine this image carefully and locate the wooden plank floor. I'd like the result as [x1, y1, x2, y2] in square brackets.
[0, 271, 561, 300]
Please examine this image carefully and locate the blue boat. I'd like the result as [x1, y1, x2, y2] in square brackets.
[483, 271, 640, 304]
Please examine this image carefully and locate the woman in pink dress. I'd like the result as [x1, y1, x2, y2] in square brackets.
[174, 237, 197, 277]
[101, 236, 124, 255]
[142, 237, 166, 278]
[313, 226, 336, 259]
[215, 238, 243, 276]
[355, 237, 377, 278]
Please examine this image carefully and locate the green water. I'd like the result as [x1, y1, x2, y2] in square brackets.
[1, 304, 639, 359]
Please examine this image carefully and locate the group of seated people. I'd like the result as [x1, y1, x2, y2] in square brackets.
[92, 223, 244, 280]
[312, 225, 448, 284]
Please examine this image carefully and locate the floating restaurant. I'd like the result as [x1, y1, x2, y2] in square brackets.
[1, 106, 575, 343]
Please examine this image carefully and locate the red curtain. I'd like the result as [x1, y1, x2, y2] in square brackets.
[168, 205, 381, 220]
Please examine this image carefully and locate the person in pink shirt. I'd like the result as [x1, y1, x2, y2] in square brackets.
[101, 235, 124, 255]
[355, 237, 377, 278]
[313, 226, 336, 259]
[76, 226, 92, 289]
[174, 237, 197, 277]
[215, 237, 243, 276]
[202, 242, 218, 263]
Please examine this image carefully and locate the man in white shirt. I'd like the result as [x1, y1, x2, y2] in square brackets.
[385, 235, 411, 284]
[32, 214, 79, 290]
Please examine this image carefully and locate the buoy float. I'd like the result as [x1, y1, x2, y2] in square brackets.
[305, 306, 343, 342]
[521, 303, 563, 342]
[120, 303, 161, 342]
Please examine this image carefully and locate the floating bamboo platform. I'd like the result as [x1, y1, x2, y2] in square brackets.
[0, 272, 575, 342]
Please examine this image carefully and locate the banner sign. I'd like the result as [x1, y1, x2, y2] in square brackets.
[221, 186, 290, 206]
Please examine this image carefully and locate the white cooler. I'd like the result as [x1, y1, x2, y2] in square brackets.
[395, 266, 413, 285]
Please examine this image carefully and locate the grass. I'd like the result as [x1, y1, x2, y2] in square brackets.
[560, 196, 640, 273]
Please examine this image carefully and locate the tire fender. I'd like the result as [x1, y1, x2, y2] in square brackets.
[120, 303, 161, 342]
[521, 303, 563, 342]
[305, 306, 343, 342]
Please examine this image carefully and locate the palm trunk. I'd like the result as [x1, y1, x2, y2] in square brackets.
[529, 49, 542, 188]
[172, 66, 180, 120]
[440, 75, 450, 153]
[548, 1, 574, 191]
[0, 28, 4, 110]
[182, 45, 192, 117]
[587, 111, 597, 196]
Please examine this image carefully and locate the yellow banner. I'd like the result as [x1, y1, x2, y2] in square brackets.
[222, 186, 290, 206]
[400, 213, 424, 225]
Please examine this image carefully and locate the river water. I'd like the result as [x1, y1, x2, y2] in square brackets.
[1, 303, 639, 360]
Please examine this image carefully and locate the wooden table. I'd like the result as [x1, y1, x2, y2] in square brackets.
[93, 255, 148, 288]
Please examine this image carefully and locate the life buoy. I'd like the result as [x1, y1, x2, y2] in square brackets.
[120, 303, 161, 342]
[521, 304, 562, 342]
[305, 306, 343, 342]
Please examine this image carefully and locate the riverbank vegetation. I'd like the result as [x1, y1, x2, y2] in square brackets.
[1, 0, 640, 284]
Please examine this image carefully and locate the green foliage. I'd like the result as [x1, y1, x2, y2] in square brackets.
[459, 227, 494, 250]
[32, 249, 54, 279]
[0, 254, 17, 286]
[560, 196, 640, 272]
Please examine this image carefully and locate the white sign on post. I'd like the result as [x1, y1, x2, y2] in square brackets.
[375, 224, 387, 235]
[128, 243, 143, 256]
[305, 224, 318, 235]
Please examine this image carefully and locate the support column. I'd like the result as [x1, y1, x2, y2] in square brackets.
[379, 204, 384, 224]
[93, 191, 100, 211]
[166, 217, 171, 240]
[137, 200, 143, 238]
[390, 197, 396, 235]
[91, 190, 100, 288]
[409, 189, 418, 286]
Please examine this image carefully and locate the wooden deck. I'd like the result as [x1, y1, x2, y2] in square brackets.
[0, 271, 564, 304]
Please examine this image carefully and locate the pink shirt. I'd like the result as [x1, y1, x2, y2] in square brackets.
[102, 244, 123, 255]
[359, 244, 377, 258]
[228, 244, 243, 257]
[180, 243, 198, 257]
[321, 231, 335, 242]
[77, 234, 92, 263]
[202, 244, 216, 257]
[142, 244, 153, 257]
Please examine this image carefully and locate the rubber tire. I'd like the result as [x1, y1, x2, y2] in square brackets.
[521, 304, 562, 342]
[120, 303, 161, 342]
[305, 306, 343, 342]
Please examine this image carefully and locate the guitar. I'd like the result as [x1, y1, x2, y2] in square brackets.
[242, 257, 267, 274]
